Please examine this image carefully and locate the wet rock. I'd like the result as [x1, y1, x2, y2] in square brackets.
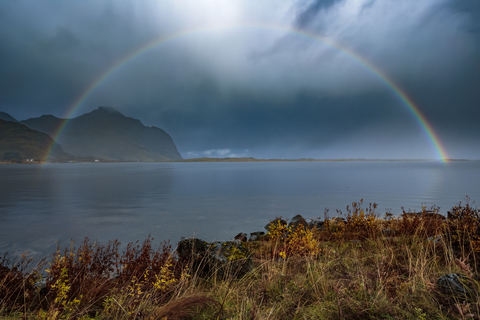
[437, 273, 474, 298]
[265, 218, 287, 232]
[234, 233, 247, 242]
[288, 214, 308, 230]
[308, 219, 325, 231]
[177, 238, 208, 260]
[248, 231, 265, 242]
[177, 237, 253, 278]
[208, 241, 254, 277]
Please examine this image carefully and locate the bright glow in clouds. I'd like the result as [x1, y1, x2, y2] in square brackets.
[170, 0, 242, 26]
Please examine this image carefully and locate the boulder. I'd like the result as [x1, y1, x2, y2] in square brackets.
[437, 273, 474, 298]
[248, 231, 265, 242]
[265, 218, 287, 232]
[401, 212, 421, 219]
[288, 214, 308, 230]
[308, 219, 325, 231]
[177, 238, 208, 260]
[329, 217, 346, 224]
[423, 211, 446, 220]
[234, 232, 248, 242]
[177, 237, 253, 278]
[447, 211, 455, 220]
[446, 210, 477, 220]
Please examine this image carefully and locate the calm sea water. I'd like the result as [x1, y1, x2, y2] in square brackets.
[1, 161, 479, 258]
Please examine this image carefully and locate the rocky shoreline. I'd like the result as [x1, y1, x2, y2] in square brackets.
[175, 209, 478, 301]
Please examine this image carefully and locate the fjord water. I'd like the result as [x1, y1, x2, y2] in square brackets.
[1, 161, 479, 258]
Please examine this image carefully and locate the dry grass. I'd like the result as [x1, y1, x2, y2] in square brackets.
[1, 198, 480, 319]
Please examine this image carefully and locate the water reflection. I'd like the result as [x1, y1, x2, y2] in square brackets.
[0, 163, 175, 258]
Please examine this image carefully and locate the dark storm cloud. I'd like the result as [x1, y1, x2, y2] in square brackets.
[416, 0, 480, 136]
[250, 0, 480, 158]
[0, 0, 479, 159]
[0, 0, 175, 119]
[444, 0, 480, 33]
[249, 0, 344, 61]
[294, 0, 344, 28]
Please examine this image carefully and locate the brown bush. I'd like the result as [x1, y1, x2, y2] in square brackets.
[0, 252, 43, 311]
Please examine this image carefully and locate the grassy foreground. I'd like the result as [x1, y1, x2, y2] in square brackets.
[2, 199, 480, 319]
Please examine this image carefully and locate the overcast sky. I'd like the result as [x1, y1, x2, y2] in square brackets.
[1, 0, 479, 159]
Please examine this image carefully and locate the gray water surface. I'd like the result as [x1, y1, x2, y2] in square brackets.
[0, 161, 478, 258]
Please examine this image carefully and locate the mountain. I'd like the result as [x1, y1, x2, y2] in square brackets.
[0, 112, 18, 123]
[0, 119, 72, 162]
[19, 114, 64, 137]
[21, 107, 183, 161]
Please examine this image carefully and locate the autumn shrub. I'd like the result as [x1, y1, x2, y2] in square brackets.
[398, 205, 445, 239]
[445, 197, 480, 265]
[42, 235, 192, 318]
[101, 260, 191, 319]
[343, 199, 380, 239]
[267, 218, 321, 259]
[321, 199, 381, 241]
[0, 252, 43, 312]
[45, 238, 121, 313]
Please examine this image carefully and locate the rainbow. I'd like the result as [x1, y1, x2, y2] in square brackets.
[44, 22, 449, 162]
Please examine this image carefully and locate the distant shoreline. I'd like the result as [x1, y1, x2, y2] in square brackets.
[0, 157, 474, 164]
[175, 157, 471, 162]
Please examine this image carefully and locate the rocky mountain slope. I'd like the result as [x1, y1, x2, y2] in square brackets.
[0, 119, 71, 161]
[0, 112, 18, 123]
[21, 107, 183, 161]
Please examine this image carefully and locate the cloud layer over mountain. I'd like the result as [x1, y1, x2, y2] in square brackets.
[1, 0, 479, 159]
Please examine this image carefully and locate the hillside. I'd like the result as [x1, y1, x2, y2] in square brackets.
[0, 119, 71, 162]
[21, 107, 183, 161]
[0, 112, 18, 123]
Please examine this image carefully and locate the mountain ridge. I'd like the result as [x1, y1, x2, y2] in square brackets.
[0, 112, 18, 123]
[20, 107, 183, 161]
[0, 119, 72, 161]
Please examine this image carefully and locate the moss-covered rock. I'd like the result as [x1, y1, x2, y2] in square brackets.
[176, 238, 253, 278]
